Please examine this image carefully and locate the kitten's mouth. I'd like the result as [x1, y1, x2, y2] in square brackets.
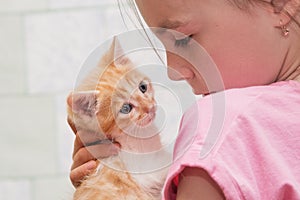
[138, 112, 156, 126]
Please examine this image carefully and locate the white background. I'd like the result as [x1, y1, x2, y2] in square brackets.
[0, 0, 197, 199]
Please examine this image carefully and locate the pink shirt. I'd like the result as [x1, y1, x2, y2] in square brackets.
[163, 81, 300, 200]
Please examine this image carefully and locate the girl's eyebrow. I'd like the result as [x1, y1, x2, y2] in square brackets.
[160, 19, 184, 29]
[155, 19, 184, 34]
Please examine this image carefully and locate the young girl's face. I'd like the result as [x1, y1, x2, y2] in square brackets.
[135, 0, 285, 94]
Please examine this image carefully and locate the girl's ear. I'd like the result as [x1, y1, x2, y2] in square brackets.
[271, 0, 300, 25]
[67, 91, 99, 116]
[272, 0, 290, 13]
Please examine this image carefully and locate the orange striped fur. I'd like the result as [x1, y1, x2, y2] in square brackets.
[67, 38, 169, 199]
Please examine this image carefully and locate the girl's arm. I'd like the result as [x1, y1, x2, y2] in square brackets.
[176, 167, 225, 200]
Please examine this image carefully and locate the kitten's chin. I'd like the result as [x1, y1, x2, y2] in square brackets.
[137, 112, 156, 127]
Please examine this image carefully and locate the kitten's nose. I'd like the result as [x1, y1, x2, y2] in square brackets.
[148, 105, 157, 114]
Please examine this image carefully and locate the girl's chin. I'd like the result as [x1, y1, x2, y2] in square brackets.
[192, 87, 208, 95]
[188, 81, 209, 95]
[193, 89, 219, 96]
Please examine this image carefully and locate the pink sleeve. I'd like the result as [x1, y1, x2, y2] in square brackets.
[163, 82, 300, 199]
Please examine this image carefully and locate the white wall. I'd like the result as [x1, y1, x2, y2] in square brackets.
[0, 1, 199, 199]
[0, 1, 127, 199]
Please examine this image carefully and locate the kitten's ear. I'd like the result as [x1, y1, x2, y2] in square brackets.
[108, 36, 131, 67]
[67, 91, 99, 116]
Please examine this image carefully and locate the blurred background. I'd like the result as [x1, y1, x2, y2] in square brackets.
[0, 0, 129, 199]
[0, 0, 199, 199]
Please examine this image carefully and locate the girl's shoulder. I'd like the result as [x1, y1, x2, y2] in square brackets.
[178, 80, 300, 154]
[175, 80, 300, 152]
[190, 80, 300, 125]
[165, 81, 300, 199]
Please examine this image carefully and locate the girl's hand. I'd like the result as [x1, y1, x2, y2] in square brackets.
[68, 118, 119, 187]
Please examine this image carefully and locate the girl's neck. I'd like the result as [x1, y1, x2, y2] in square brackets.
[276, 32, 300, 83]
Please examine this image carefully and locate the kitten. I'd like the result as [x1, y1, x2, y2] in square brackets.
[67, 38, 170, 200]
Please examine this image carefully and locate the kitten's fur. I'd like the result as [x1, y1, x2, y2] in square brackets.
[67, 38, 169, 199]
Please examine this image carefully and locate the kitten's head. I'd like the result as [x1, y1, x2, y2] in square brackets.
[67, 38, 156, 140]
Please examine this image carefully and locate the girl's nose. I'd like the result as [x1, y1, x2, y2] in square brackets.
[167, 66, 194, 81]
[166, 52, 194, 81]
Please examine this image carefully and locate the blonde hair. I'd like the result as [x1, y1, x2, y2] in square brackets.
[118, 0, 300, 31]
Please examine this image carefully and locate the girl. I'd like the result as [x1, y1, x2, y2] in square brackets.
[69, 0, 300, 199]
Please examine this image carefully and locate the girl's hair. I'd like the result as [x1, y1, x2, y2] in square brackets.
[118, 0, 300, 30]
[117, 0, 166, 64]
[117, 0, 299, 65]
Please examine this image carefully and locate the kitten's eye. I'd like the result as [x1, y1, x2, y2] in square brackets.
[139, 81, 147, 93]
[175, 35, 192, 47]
[120, 103, 133, 114]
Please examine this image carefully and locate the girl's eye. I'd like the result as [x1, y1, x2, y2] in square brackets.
[139, 81, 147, 93]
[120, 103, 133, 114]
[175, 35, 192, 47]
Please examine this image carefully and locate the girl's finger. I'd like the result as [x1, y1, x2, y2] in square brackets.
[70, 160, 97, 187]
[72, 144, 118, 170]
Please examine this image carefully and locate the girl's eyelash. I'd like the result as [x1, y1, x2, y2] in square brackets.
[175, 35, 192, 47]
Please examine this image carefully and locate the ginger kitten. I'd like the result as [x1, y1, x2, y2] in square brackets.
[67, 38, 169, 199]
